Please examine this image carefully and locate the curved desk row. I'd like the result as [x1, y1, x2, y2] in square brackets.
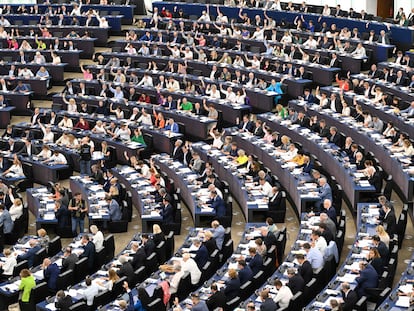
[152, 2, 414, 50]
[257, 112, 377, 210]
[0, 37, 97, 59]
[288, 99, 414, 205]
[304, 203, 383, 310]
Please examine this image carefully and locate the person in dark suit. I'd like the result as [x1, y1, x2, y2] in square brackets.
[42, 258, 60, 293]
[192, 238, 209, 270]
[259, 289, 278, 311]
[296, 254, 313, 284]
[341, 282, 359, 311]
[237, 114, 254, 133]
[328, 126, 342, 147]
[141, 234, 155, 257]
[55, 290, 73, 311]
[237, 259, 253, 285]
[224, 269, 241, 301]
[171, 139, 184, 162]
[302, 88, 315, 104]
[79, 235, 95, 271]
[372, 235, 389, 263]
[206, 283, 226, 311]
[130, 242, 146, 270]
[117, 255, 134, 284]
[160, 197, 174, 225]
[299, 155, 313, 174]
[61, 247, 78, 273]
[246, 247, 263, 275]
[294, 111, 310, 128]
[260, 227, 277, 249]
[355, 261, 378, 297]
[286, 268, 305, 295]
[380, 202, 396, 237]
[17, 139, 38, 157]
[202, 231, 217, 255]
[268, 185, 283, 211]
[328, 52, 340, 68]
[252, 120, 265, 137]
[207, 190, 226, 218]
[17, 239, 41, 268]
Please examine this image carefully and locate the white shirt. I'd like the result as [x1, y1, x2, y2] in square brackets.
[49, 153, 67, 165]
[93, 231, 104, 250]
[314, 236, 328, 254]
[273, 285, 293, 308]
[83, 284, 99, 306]
[137, 114, 153, 126]
[58, 118, 73, 129]
[137, 76, 153, 87]
[9, 203, 23, 221]
[181, 258, 201, 285]
[260, 181, 273, 198]
[1, 256, 17, 276]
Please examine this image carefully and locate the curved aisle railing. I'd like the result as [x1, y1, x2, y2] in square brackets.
[256, 113, 376, 210]
[288, 98, 414, 206]
[304, 203, 393, 311]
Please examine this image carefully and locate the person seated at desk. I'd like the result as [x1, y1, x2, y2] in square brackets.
[82, 277, 100, 308]
[58, 114, 74, 130]
[16, 239, 41, 268]
[55, 290, 73, 311]
[37, 145, 52, 160]
[74, 116, 90, 131]
[2, 155, 24, 178]
[302, 242, 324, 271]
[340, 282, 359, 311]
[16, 139, 38, 158]
[220, 268, 240, 302]
[32, 51, 46, 65]
[354, 261, 378, 298]
[43, 150, 67, 165]
[13, 81, 31, 93]
[206, 189, 226, 218]
[106, 194, 122, 221]
[0, 248, 17, 281]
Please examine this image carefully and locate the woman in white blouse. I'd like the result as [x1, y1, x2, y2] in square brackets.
[57, 115, 73, 130]
[95, 268, 119, 291]
[205, 84, 221, 99]
[63, 97, 78, 113]
[92, 120, 106, 134]
[341, 100, 351, 116]
[90, 225, 104, 250]
[9, 198, 23, 221]
[370, 86, 383, 105]
[235, 89, 246, 104]
[38, 145, 52, 159]
[322, 4, 331, 16]
[3, 155, 24, 178]
[0, 249, 17, 280]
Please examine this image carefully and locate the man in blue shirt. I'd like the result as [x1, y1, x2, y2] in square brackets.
[164, 118, 179, 133]
[106, 195, 122, 221]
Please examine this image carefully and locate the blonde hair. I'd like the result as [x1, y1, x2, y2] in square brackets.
[37, 228, 47, 237]
[108, 269, 120, 282]
[153, 224, 162, 234]
[90, 225, 98, 234]
[228, 269, 237, 279]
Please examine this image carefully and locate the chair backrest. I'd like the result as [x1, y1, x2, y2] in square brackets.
[155, 240, 166, 264]
[57, 269, 74, 291]
[145, 252, 158, 275]
[165, 231, 174, 259]
[69, 301, 88, 311]
[111, 276, 127, 300]
[48, 236, 62, 257]
[94, 247, 106, 270]
[13, 260, 28, 277]
[34, 248, 47, 267]
[93, 290, 112, 310]
[30, 282, 49, 304]
[74, 257, 89, 283]
[176, 271, 192, 301]
[103, 234, 115, 262]
[134, 266, 147, 285]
